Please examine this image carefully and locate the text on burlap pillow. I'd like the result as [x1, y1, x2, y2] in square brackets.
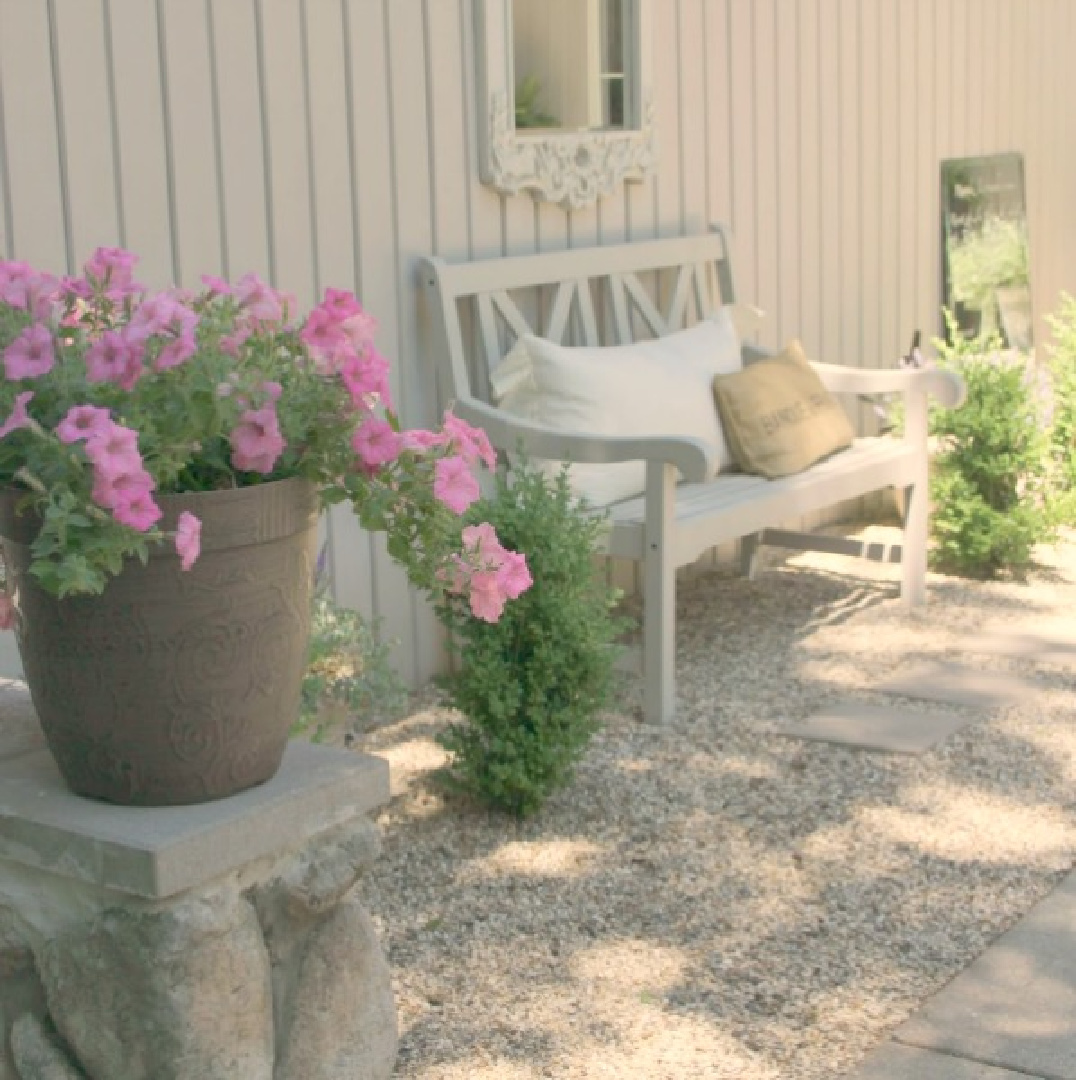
[712, 340, 854, 479]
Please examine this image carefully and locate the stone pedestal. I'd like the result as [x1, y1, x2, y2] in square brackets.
[0, 690, 397, 1080]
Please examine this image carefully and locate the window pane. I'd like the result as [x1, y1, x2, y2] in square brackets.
[602, 0, 624, 73]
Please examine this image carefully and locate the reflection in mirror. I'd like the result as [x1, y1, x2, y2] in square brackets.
[512, 0, 637, 132]
[941, 152, 1033, 350]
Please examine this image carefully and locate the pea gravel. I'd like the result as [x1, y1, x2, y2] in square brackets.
[353, 525, 1076, 1079]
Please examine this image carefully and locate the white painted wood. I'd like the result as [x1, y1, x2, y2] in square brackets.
[423, 231, 964, 722]
[0, 1, 69, 272]
[50, 1, 121, 266]
[158, 0, 223, 284]
[4, 0, 1076, 693]
[104, 0, 174, 287]
[207, 0, 270, 281]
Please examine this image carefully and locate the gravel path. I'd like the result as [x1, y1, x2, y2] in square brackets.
[356, 525, 1076, 1079]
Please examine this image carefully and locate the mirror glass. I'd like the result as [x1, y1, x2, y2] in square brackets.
[512, 0, 638, 132]
[941, 152, 1033, 350]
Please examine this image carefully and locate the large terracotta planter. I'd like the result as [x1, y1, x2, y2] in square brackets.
[0, 478, 319, 806]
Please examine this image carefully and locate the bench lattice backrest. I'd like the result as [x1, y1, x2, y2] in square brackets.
[422, 227, 738, 409]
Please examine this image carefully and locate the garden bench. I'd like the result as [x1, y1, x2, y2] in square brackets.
[421, 226, 965, 725]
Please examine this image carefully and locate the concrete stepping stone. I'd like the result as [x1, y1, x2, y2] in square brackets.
[777, 702, 972, 754]
[846, 1042, 1046, 1079]
[0, 680, 44, 761]
[894, 871, 1076, 1080]
[961, 623, 1076, 669]
[875, 662, 1033, 710]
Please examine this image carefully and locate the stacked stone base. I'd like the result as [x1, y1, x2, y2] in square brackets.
[0, 729, 397, 1080]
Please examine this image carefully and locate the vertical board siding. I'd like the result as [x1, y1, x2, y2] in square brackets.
[0, 0, 1074, 684]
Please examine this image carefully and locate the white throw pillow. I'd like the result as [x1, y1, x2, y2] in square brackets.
[491, 308, 743, 507]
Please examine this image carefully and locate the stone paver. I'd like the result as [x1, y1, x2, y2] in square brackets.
[777, 702, 973, 754]
[847, 1043, 1047, 1079]
[0, 679, 43, 761]
[875, 662, 1033, 710]
[894, 872, 1076, 1079]
[0, 741, 390, 897]
[962, 623, 1076, 670]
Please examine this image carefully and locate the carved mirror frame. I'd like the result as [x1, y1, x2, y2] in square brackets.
[476, 0, 656, 212]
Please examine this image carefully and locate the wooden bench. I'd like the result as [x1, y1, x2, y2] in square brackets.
[420, 226, 965, 725]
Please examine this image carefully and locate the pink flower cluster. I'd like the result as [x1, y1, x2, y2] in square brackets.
[447, 523, 533, 623]
[53, 405, 201, 568]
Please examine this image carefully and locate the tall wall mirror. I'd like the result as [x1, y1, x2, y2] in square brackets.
[476, 0, 655, 211]
[941, 152, 1033, 350]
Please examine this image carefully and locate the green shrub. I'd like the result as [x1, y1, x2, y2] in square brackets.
[435, 459, 624, 817]
[1046, 292, 1076, 495]
[927, 311, 1054, 576]
[294, 591, 406, 742]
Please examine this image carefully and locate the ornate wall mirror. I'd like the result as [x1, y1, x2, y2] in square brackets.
[941, 152, 1033, 350]
[476, 0, 656, 212]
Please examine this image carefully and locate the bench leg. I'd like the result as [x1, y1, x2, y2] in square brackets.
[901, 477, 928, 606]
[643, 463, 677, 725]
[740, 533, 762, 580]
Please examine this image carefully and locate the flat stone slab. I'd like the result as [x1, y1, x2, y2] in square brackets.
[0, 678, 45, 761]
[0, 741, 390, 898]
[875, 662, 1033, 710]
[846, 1043, 1046, 1079]
[776, 702, 973, 754]
[896, 871, 1076, 1079]
[961, 623, 1076, 669]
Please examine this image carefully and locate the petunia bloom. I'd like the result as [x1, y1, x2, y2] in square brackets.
[4, 325, 56, 381]
[0, 391, 35, 440]
[111, 489, 163, 532]
[175, 511, 202, 571]
[56, 405, 111, 445]
[467, 570, 507, 623]
[352, 418, 401, 467]
[230, 405, 285, 474]
[432, 455, 480, 514]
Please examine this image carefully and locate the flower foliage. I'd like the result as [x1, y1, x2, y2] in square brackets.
[0, 247, 529, 620]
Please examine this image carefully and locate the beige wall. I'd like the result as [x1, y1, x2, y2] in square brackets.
[0, 0, 1073, 684]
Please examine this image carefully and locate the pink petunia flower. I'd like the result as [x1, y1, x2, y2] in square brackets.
[352, 418, 401, 467]
[112, 489, 162, 532]
[83, 247, 141, 301]
[154, 332, 197, 371]
[399, 428, 444, 452]
[230, 405, 285, 474]
[84, 329, 144, 387]
[4, 325, 56, 380]
[468, 570, 507, 623]
[85, 422, 143, 477]
[200, 274, 232, 297]
[496, 550, 532, 600]
[91, 460, 155, 512]
[128, 292, 185, 339]
[340, 350, 393, 411]
[442, 411, 497, 470]
[235, 273, 289, 325]
[433, 455, 480, 514]
[56, 405, 111, 445]
[462, 522, 501, 560]
[0, 391, 34, 440]
[175, 511, 202, 571]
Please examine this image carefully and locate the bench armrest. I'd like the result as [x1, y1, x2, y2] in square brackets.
[452, 397, 717, 483]
[808, 362, 967, 409]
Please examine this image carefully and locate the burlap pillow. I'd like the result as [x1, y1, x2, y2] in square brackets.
[712, 340, 854, 479]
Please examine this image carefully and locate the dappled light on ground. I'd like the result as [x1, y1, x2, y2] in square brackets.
[354, 525, 1076, 1078]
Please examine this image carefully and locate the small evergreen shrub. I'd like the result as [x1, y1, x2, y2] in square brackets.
[927, 311, 1054, 576]
[295, 590, 406, 742]
[435, 459, 624, 817]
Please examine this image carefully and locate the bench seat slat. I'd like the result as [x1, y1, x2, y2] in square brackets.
[603, 438, 916, 564]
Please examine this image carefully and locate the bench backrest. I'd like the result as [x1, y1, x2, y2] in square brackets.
[420, 225, 738, 410]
